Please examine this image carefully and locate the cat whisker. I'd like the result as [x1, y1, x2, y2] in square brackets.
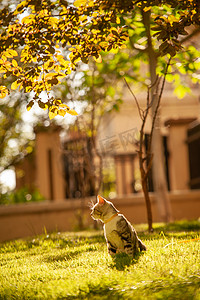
[88, 199, 95, 209]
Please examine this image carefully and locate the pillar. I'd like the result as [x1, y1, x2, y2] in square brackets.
[165, 118, 196, 191]
[35, 125, 66, 201]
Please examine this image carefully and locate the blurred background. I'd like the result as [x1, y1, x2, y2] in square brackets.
[0, 0, 200, 241]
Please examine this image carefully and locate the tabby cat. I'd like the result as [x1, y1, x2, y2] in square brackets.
[91, 195, 146, 257]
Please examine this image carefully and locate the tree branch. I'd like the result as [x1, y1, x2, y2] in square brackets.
[148, 57, 171, 153]
[124, 77, 144, 120]
[180, 27, 200, 44]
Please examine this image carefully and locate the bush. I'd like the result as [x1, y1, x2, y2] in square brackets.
[0, 187, 45, 205]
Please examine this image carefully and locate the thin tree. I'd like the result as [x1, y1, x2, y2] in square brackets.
[124, 57, 171, 231]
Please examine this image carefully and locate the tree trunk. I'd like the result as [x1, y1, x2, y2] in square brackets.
[142, 10, 172, 222]
[142, 176, 153, 231]
[139, 151, 153, 231]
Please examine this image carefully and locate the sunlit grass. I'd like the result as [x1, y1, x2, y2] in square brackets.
[0, 220, 200, 299]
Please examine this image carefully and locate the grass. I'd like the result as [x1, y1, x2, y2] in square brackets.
[0, 220, 200, 299]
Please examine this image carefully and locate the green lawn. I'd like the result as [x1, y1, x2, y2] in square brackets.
[0, 220, 200, 299]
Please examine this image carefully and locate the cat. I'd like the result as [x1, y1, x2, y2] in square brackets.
[91, 195, 146, 257]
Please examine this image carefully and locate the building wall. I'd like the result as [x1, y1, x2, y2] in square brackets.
[0, 191, 200, 242]
[14, 90, 200, 202]
[97, 90, 200, 194]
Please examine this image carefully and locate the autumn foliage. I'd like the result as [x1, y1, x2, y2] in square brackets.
[0, 0, 200, 119]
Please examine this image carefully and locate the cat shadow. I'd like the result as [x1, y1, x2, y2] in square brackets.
[110, 251, 144, 271]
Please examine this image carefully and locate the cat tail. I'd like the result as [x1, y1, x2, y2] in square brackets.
[138, 239, 147, 251]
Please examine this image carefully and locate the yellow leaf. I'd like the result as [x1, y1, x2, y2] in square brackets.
[54, 65, 61, 72]
[56, 73, 65, 79]
[1, 55, 7, 62]
[21, 15, 35, 25]
[116, 16, 120, 24]
[99, 41, 108, 48]
[80, 15, 88, 22]
[58, 109, 66, 117]
[68, 109, 78, 116]
[69, 47, 76, 52]
[0, 86, 8, 98]
[119, 44, 127, 49]
[12, 59, 18, 67]
[26, 100, 34, 111]
[15, 0, 27, 14]
[4, 52, 13, 58]
[45, 73, 56, 79]
[59, 103, 68, 108]
[93, 55, 102, 63]
[168, 15, 179, 26]
[143, 6, 151, 12]
[11, 80, 20, 90]
[49, 110, 57, 120]
[74, 0, 87, 7]
[72, 57, 81, 64]
[8, 49, 18, 57]
[54, 99, 62, 106]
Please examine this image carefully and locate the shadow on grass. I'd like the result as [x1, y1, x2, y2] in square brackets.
[137, 220, 200, 242]
[44, 246, 98, 263]
[154, 220, 200, 233]
[61, 287, 126, 300]
[60, 275, 200, 300]
[109, 251, 145, 271]
[48, 233, 105, 249]
[140, 275, 200, 300]
[44, 250, 84, 263]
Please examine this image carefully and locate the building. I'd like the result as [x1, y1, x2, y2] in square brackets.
[15, 86, 200, 200]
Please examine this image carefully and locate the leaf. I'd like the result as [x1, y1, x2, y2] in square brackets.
[68, 109, 78, 116]
[113, 103, 119, 111]
[0, 86, 8, 98]
[15, 0, 27, 13]
[12, 59, 18, 67]
[143, 6, 151, 12]
[74, 0, 87, 7]
[8, 49, 18, 57]
[93, 55, 102, 63]
[116, 16, 120, 24]
[45, 73, 56, 79]
[106, 86, 115, 97]
[11, 80, 20, 90]
[49, 110, 58, 120]
[99, 41, 108, 49]
[107, 45, 112, 51]
[119, 44, 126, 49]
[174, 85, 190, 99]
[49, 77, 59, 85]
[111, 29, 119, 37]
[168, 15, 179, 26]
[81, 56, 89, 64]
[38, 100, 48, 110]
[46, 76, 59, 85]
[26, 100, 34, 111]
[54, 99, 62, 106]
[57, 109, 66, 117]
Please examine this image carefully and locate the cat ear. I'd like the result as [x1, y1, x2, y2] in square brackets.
[97, 195, 105, 206]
